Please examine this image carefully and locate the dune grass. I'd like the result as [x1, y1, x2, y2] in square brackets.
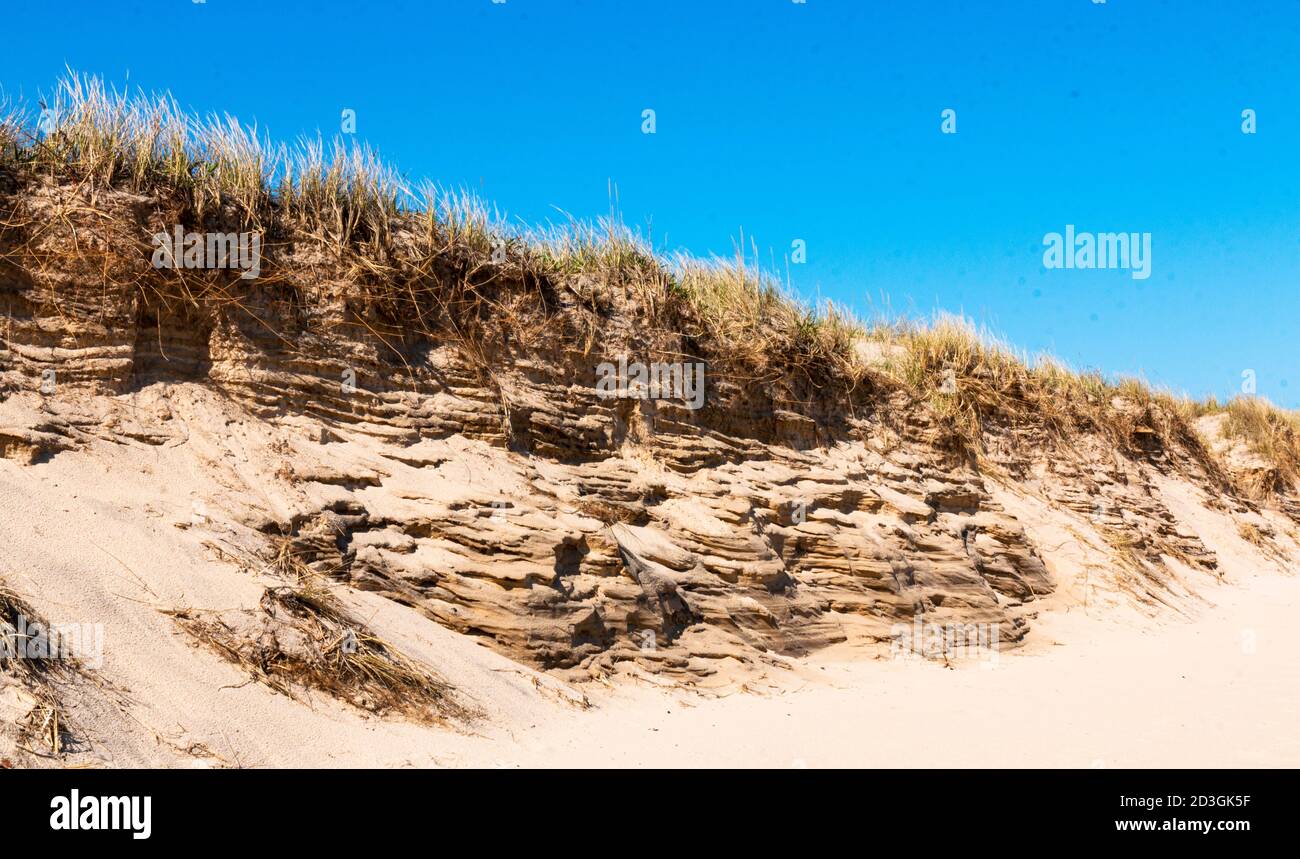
[5, 71, 1300, 486]
[0, 100, 20, 159]
[1194, 396, 1300, 496]
[1, 72, 861, 383]
[1221, 398, 1300, 473]
[862, 314, 1213, 461]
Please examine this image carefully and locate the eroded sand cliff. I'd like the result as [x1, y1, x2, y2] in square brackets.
[1, 175, 1296, 767]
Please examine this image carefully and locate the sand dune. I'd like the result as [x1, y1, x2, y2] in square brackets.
[1, 381, 1295, 768]
[2, 78, 1298, 768]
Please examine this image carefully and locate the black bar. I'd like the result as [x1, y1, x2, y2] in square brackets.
[1, 769, 1288, 846]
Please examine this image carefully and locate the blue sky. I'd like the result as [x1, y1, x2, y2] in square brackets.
[3, 1, 1298, 404]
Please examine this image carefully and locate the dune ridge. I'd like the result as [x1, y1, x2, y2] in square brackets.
[0, 74, 1297, 767]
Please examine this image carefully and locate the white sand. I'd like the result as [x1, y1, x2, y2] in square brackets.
[417, 570, 1300, 769]
[2, 386, 1297, 768]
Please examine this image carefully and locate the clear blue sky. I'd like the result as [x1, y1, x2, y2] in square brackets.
[3, 1, 1298, 404]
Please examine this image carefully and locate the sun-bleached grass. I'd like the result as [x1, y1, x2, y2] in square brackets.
[16, 72, 192, 194]
[417, 182, 503, 259]
[5, 72, 402, 244]
[0, 72, 860, 369]
[1203, 396, 1300, 495]
[863, 313, 1215, 462]
[0, 99, 21, 161]
[670, 249, 865, 386]
[288, 135, 403, 250]
[1174, 393, 1300, 499]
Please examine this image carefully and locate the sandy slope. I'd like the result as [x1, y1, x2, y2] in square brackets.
[2, 432, 1296, 768]
[436, 571, 1300, 769]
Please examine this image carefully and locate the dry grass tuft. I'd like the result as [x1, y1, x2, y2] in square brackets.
[1235, 520, 1290, 564]
[863, 314, 1215, 468]
[264, 534, 331, 582]
[1238, 522, 1267, 547]
[1216, 396, 1300, 494]
[1093, 528, 1197, 610]
[669, 248, 866, 389]
[168, 576, 469, 724]
[0, 100, 21, 162]
[0, 588, 77, 756]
